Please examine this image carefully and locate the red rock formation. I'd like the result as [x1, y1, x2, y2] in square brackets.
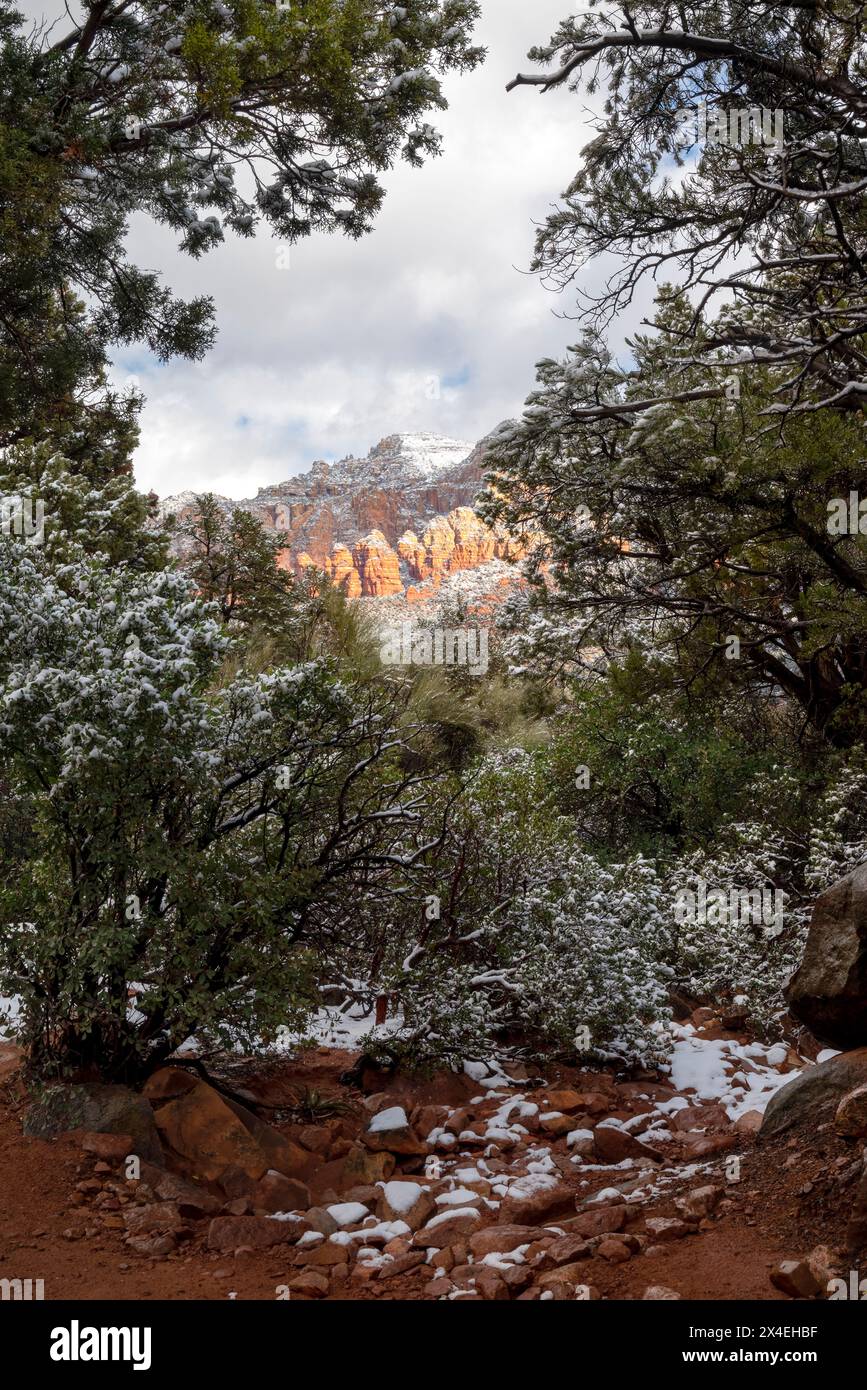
[352, 531, 403, 597]
[420, 515, 456, 585]
[162, 434, 536, 604]
[397, 530, 426, 580]
[288, 510, 537, 601]
[446, 506, 497, 572]
[330, 544, 362, 599]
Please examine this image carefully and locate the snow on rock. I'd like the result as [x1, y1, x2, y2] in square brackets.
[370, 433, 473, 481]
[326, 1202, 370, 1227]
[435, 1187, 485, 1207]
[342, 1220, 410, 1244]
[423, 1207, 482, 1230]
[368, 1105, 410, 1134]
[379, 1181, 424, 1215]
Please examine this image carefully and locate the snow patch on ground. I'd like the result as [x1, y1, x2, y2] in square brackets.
[666, 1023, 801, 1119]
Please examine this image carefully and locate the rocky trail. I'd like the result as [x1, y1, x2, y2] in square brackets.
[2, 1015, 867, 1303]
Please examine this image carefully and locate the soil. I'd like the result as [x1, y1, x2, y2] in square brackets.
[0, 1041, 859, 1302]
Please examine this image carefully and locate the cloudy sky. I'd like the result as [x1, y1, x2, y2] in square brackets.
[38, 2, 618, 500]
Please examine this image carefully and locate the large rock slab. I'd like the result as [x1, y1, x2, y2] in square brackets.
[206, 1215, 303, 1252]
[760, 1049, 867, 1137]
[787, 864, 867, 1047]
[24, 1083, 163, 1164]
[154, 1083, 269, 1184]
[152, 1079, 310, 1190]
[221, 1093, 313, 1182]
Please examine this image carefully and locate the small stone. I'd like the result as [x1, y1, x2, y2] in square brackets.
[835, 1084, 867, 1138]
[597, 1237, 632, 1263]
[593, 1126, 662, 1165]
[431, 1247, 455, 1271]
[123, 1202, 183, 1234]
[298, 1125, 332, 1155]
[735, 1109, 763, 1136]
[302, 1207, 339, 1237]
[539, 1113, 576, 1138]
[126, 1233, 176, 1257]
[363, 1106, 428, 1157]
[206, 1216, 301, 1252]
[251, 1171, 311, 1215]
[807, 1245, 837, 1289]
[545, 1233, 593, 1266]
[537, 1262, 587, 1293]
[770, 1259, 823, 1299]
[287, 1270, 329, 1298]
[341, 1144, 395, 1187]
[552, 1090, 609, 1115]
[674, 1185, 724, 1221]
[469, 1225, 539, 1257]
[295, 1242, 349, 1268]
[644, 1217, 690, 1242]
[498, 1179, 575, 1226]
[377, 1180, 435, 1231]
[412, 1210, 481, 1249]
[377, 1251, 426, 1281]
[566, 1205, 627, 1239]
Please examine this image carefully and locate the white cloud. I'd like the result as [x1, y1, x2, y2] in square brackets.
[32, 2, 622, 500]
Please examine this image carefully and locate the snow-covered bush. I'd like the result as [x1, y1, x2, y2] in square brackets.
[0, 541, 436, 1081]
[807, 752, 867, 890]
[503, 850, 673, 1065]
[665, 771, 811, 1034]
[362, 751, 675, 1070]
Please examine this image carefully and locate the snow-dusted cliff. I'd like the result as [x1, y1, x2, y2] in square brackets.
[158, 430, 527, 601]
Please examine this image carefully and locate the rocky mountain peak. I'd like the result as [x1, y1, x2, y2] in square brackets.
[159, 428, 529, 603]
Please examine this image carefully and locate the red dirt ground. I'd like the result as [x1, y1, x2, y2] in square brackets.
[0, 1043, 853, 1302]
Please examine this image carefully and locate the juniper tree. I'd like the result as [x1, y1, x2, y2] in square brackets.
[172, 492, 293, 625]
[0, 0, 483, 441]
[0, 537, 443, 1081]
[511, 0, 867, 418]
[0, 384, 170, 568]
[482, 291, 867, 743]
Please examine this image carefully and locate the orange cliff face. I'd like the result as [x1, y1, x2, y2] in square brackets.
[330, 544, 363, 599]
[287, 506, 533, 601]
[352, 531, 402, 597]
[160, 433, 538, 605]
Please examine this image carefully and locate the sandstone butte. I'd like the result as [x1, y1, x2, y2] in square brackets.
[281, 506, 529, 600]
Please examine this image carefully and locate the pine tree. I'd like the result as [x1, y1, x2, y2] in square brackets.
[0, 0, 483, 440]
